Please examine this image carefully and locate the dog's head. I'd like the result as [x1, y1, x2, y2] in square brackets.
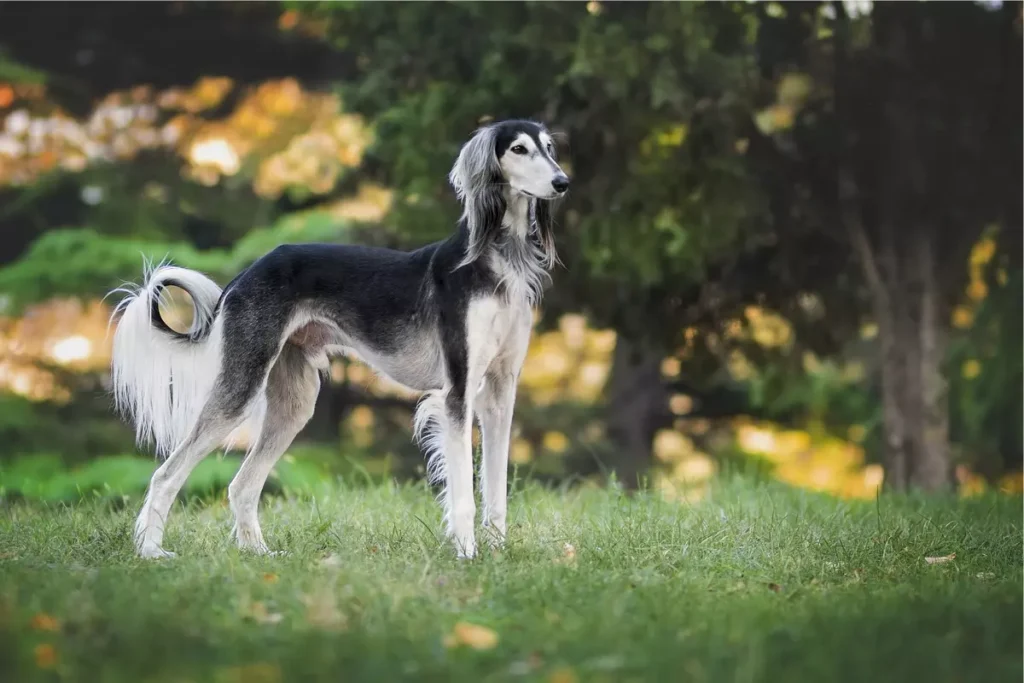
[450, 120, 569, 202]
[450, 120, 567, 266]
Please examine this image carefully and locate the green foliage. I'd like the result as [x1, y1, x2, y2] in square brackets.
[0, 394, 134, 462]
[0, 479, 1020, 682]
[0, 48, 47, 84]
[0, 212, 353, 313]
[307, 1, 767, 340]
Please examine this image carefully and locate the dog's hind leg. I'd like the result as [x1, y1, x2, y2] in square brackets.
[228, 343, 320, 555]
[135, 308, 283, 559]
[135, 387, 253, 559]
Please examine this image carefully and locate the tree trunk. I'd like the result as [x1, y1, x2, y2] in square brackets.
[841, 5, 954, 494]
[873, 234, 952, 493]
[910, 236, 951, 489]
[603, 337, 670, 490]
[876, 295, 909, 490]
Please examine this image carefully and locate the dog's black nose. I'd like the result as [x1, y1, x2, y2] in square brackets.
[551, 175, 570, 193]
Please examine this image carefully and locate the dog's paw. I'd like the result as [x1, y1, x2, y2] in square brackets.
[138, 544, 176, 560]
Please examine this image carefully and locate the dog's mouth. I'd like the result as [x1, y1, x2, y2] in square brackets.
[519, 189, 565, 201]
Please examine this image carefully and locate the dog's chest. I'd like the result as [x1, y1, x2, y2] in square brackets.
[466, 297, 530, 371]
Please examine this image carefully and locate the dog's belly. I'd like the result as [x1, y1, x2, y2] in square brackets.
[288, 320, 444, 393]
[347, 341, 445, 393]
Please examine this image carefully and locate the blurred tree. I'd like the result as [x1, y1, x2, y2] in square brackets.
[749, 1, 1022, 489]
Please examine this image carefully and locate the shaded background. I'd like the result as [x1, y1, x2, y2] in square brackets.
[0, 0, 1020, 504]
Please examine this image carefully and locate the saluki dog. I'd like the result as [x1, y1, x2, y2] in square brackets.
[110, 119, 569, 559]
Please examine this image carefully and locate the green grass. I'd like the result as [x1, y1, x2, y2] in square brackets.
[0, 477, 1020, 683]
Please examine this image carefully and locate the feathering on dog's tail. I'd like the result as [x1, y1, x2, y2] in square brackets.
[110, 263, 225, 459]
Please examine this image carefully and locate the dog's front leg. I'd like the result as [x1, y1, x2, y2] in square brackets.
[442, 388, 476, 559]
[478, 374, 516, 546]
[478, 311, 531, 547]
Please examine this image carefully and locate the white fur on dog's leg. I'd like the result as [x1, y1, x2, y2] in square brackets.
[135, 486, 174, 559]
[448, 493, 477, 559]
[234, 522, 288, 556]
[234, 523, 272, 555]
[444, 427, 477, 560]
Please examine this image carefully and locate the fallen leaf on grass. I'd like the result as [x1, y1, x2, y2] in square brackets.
[925, 553, 956, 565]
[443, 621, 499, 650]
[34, 643, 57, 669]
[29, 612, 61, 632]
[262, 573, 278, 584]
[767, 582, 783, 593]
[243, 600, 283, 625]
[555, 542, 577, 567]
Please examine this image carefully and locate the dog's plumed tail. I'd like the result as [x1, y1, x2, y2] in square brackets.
[110, 263, 225, 459]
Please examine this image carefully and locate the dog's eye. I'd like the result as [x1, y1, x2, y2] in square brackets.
[510, 144, 527, 155]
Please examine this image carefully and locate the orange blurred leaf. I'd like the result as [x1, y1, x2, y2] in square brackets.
[29, 613, 61, 632]
[278, 10, 299, 30]
[443, 621, 499, 650]
[34, 643, 57, 669]
[243, 600, 283, 625]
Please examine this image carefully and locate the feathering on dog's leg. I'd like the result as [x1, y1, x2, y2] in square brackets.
[228, 345, 319, 555]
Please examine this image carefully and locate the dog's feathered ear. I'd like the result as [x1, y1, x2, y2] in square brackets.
[532, 198, 560, 270]
[450, 126, 505, 267]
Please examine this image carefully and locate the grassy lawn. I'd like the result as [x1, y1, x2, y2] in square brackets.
[0, 477, 1020, 682]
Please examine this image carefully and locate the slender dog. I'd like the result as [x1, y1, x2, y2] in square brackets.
[110, 119, 569, 559]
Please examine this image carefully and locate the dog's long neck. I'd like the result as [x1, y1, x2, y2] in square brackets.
[502, 191, 532, 241]
[488, 189, 550, 306]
